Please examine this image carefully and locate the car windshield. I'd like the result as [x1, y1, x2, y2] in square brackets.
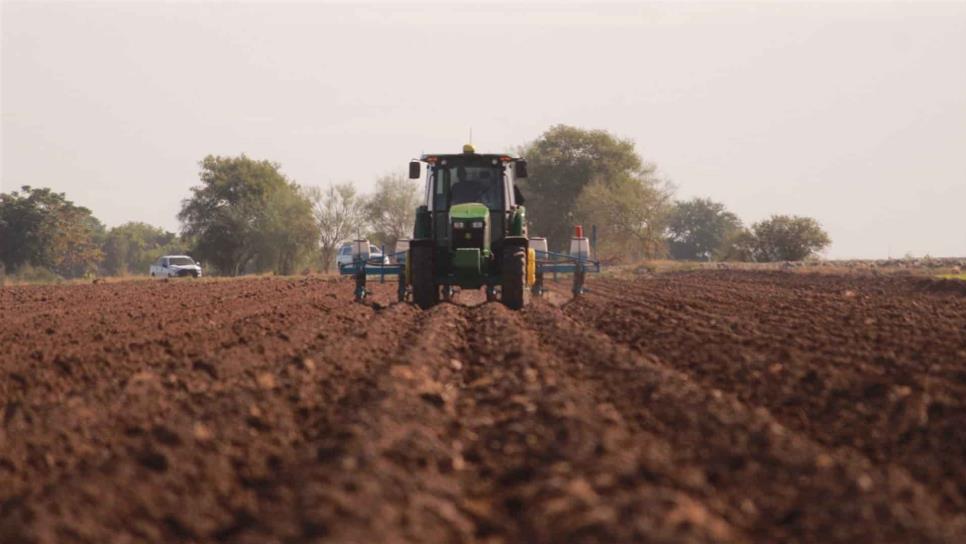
[169, 257, 194, 266]
[434, 164, 503, 210]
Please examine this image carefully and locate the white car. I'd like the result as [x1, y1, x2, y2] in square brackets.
[150, 255, 203, 278]
[336, 243, 389, 269]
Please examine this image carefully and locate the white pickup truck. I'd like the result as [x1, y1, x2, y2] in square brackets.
[150, 255, 203, 278]
[336, 242, 390, 270]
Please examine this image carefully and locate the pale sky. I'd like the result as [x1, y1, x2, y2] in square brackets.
[2, 1, 965, 258]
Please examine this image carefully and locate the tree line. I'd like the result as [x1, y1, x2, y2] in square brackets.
[521, 125, 830, 263]
[0, 156, 419, 280]
[0, 125, 830, 280]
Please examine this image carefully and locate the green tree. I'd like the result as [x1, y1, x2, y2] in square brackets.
[365, 173, 419, 250]
[305, 182, 368, 273]
[750, 215, 831, 261]
[101, 222, 179, 275]
[717, 228, 758, 262]
[0, 186, 104, 278]
[574, 174, 674, 261]
[666, 198, 743, 261]
[178, 155, 318, 275]
[519, 125, 645, 249]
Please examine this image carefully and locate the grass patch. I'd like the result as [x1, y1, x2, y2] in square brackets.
[937, 273, 966, 281]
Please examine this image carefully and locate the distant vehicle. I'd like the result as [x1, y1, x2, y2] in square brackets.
[150, 255, 202, 278]
[336, 242, 390, 269]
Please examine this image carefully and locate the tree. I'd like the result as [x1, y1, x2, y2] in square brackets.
[101, 222, 180, 276]
[305, 183, 367, 273]
[365, 173, 420, 250]
[0, 186, 104, 278]
[59, 213, 106, 278]
[252, 185, 319, 275]
[178, 155, 318, 275]
[749, 215, 831, 262]
[666, 198, 743, 261]
[574, 174, 674, 261]
[717, 228, 758, 262]
[519, 125, 646, 249]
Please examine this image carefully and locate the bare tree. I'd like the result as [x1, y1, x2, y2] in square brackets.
[365, 173, 420, 250]
[574, 173, 675, 262]
[304, 183, 367, 273]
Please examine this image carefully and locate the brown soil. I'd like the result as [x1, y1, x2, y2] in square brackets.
[1, 271, 964, 543]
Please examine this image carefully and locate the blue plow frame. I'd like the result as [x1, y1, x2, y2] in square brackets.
[532, 249, 601, 296]
[341, 229, 603, 302]
[338, 246, 408, 302]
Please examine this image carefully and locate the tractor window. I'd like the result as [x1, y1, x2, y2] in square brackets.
[432, 169, 446, 211]
[434, 165, 504, 210]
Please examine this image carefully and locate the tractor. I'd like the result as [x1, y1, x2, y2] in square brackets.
[407, 144, 533, 309]
[341, 144, 600, 309]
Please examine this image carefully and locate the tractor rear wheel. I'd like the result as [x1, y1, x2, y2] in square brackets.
[411, 243, 438, 309]
[501, 247, 527, 310]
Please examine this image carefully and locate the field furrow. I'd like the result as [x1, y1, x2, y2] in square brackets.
[1, 271, 964, 543]
[570, 272, 966, 514]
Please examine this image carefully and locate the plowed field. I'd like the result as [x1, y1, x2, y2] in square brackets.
[1, 271, 964, 543]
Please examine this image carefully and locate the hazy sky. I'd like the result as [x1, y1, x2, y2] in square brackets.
[2, 1, 965, 258]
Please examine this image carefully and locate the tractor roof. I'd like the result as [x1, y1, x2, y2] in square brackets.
[420, 152, 520, 163]
[421, 144, 520, 163]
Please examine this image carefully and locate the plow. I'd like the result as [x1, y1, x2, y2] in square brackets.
[340, 145, 600, 307]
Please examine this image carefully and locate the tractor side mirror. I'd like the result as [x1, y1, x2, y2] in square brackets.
[514, 160, 528, 179]
[409, 161, 421, 179]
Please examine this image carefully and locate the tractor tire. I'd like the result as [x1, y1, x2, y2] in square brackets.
[501, 247, 527, 310]
[411, 243, 438, 310]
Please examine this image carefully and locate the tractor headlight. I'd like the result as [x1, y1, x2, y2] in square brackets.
[453, 221, 465, 229]
[471, 221, 484, 229]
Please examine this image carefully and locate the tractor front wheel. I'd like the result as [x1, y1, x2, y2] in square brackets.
[411, 243, 438, 310]
[501, 247, 527, 310]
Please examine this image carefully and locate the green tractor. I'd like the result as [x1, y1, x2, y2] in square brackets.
[407, 144, 534, 309]
[340, 145, 599, 308]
